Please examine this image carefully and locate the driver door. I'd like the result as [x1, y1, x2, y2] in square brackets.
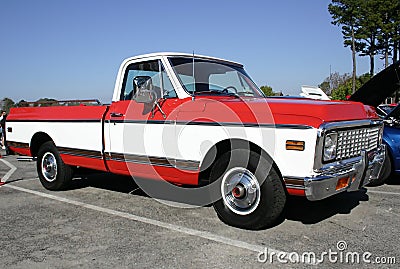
[106, 59, 180, 180]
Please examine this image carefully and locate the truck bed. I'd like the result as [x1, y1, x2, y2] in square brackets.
[7, 105, 109, 171]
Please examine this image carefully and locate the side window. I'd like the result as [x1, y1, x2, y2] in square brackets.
[121, 60, 177, 100]
[121, 60, 159, 101]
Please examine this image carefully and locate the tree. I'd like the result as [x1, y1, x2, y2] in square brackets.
[357, 72, 371, 85]
[330, 72, 370, 100]
[15, 99, 29, 107]
[1, 98, 15, 113]
[329, 1, 400, 82]
[260, 85, 275, 96]
[329, 0, 363, 93]
[376, 0, 396, 67]
[331, 80, 353, 100]
[354, 0, 383, 76]
[35, 98, 58, 107]
[319, 72, 351, 95]
[319, 81, 331, 94]
[376, 0, 400, 67]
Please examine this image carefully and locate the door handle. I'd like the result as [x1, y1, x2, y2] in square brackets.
[110, 112, 124, 117]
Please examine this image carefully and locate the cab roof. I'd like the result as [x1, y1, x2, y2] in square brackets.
[123, 52, 243, 68]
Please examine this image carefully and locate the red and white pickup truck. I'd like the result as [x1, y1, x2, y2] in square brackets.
[6, 52, 386, 229]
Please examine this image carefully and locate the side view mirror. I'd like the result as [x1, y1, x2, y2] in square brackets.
[133, 76, 156, 104]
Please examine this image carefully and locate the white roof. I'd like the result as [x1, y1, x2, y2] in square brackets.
[123, 52, 243, 67]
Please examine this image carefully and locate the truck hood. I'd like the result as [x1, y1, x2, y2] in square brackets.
[265, 98, 377, 127]
[189, 97, 377, 128]
[349, 61, 400, 107]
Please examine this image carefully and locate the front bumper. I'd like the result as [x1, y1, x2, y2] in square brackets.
[304, 144, 386, 201]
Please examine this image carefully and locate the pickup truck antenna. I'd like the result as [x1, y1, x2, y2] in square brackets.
[192, 50, 196, 101]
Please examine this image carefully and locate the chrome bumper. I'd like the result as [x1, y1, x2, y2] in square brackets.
[304, 144, 386, 201]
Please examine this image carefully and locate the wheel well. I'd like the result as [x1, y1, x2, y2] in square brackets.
[198, 139, 282, 185]
[30, 132, 54, 157]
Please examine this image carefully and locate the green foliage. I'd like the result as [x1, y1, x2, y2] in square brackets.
[329, 0, 362, 92]
[319, 81, 330, 94]
[331, 80, 354, 100]
[1, 98, 15, 113]
[260, 85, 275, 96]
[329, 0, 363, 48]
[357, 73, 371, 85]
[375, 0, 400, 66]
[330, 73, 370, 100]
[329, 0, 400, 76]
[319, 72, 352, 95]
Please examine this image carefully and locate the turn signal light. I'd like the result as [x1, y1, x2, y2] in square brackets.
[336, 176, 350, 190]
[286, 140, 305, 151]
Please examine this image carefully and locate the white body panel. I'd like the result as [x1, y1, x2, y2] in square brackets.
[103, 120, 318, 177]
[8, 122, 103, 152]
[105, 122, 176, 159]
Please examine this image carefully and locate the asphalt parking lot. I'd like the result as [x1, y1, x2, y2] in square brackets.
[0, 154, 399, 268]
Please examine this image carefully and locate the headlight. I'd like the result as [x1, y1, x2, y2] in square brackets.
[323, 132, 337, 162]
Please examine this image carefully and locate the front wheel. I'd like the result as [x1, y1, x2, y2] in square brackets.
[210, 149, 286, 230]
[37, 141, 73, 190]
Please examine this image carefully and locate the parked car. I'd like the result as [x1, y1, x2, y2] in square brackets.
[350, 61, 400, 185]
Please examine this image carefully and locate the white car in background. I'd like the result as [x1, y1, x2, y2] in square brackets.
[299, 85, 330, 100]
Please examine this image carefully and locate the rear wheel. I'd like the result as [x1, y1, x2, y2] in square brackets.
[210, 149, 286, 230]
[37, 141, 73, 190]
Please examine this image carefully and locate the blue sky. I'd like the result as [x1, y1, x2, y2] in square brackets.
[0, 0, 386, 103]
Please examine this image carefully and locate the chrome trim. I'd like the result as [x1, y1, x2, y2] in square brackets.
[319, 119, 382, 132]
[221, 167, 261, 215]
[285, 184, 306, 190]
[58, 147, 103, 160]
[283, 177, 305, 187]
[305, 144, 386, 201]
[108, 152, 200, 171]
[41, 152, 58, 182]
[7, 141, 30, 149]
[109, 119, 313, 129]
[316, 157, 361, 175]
[313, 120, 383, 170]
[336, 127, 380, 160]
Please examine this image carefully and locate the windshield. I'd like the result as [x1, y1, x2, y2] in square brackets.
[169, 57, 265, 98]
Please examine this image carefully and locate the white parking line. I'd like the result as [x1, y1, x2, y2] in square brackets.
[368, 189, 400, 196]
[0, 158, 300, 263]
[4, 184, 281, 255]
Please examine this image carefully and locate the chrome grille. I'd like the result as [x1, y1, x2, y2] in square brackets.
[336, 127, 380, 160]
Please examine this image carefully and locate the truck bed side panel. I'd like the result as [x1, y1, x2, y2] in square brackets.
[7, 106, 109, 171]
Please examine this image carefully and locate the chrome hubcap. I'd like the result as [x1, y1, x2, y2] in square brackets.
[221, 167, 260, 215]
[41, 152, 57, 182]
